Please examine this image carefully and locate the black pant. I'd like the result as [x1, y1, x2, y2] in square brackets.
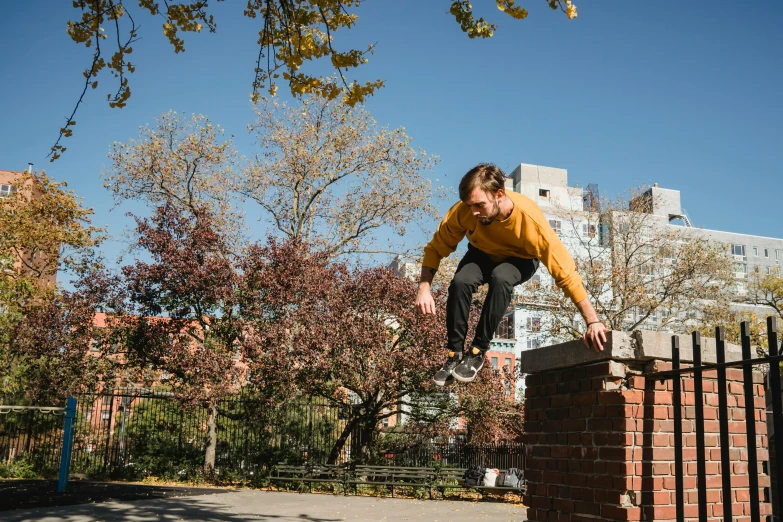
[447, 244, 539, 353]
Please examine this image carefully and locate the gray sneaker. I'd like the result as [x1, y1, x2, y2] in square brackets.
[433, 351, 462, 386]
[453, 346, 486, 383]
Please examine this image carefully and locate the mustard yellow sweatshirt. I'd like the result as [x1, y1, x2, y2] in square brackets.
[422, 190, 587, 304]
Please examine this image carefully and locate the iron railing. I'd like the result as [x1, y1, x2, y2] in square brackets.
[1, 391, 524, 481]
[0, 404, 66, 475]
[646, 317, 781, 522]
[380, 441, 524, 469]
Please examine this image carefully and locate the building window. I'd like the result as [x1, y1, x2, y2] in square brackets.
[505, 358, 512, 371]
[495, 315, 514, 339]
[548, 220, 562, 234]
[764, 248, 769, 258]
[753, 247, 758, 257]
[101, 409, 111, 420]
[539, 189, 550, 199]
[527, 317, 541, 332]
[530, 274, 541, 289]
[491, 357, 498, 369]
[0, 184, 17, 198]
[766, 266, 771, 275]
[582, 224, 596, 237]
[777, 249, 780, 260]
[90, 339, 100, 352]
[731, 244, 746, 257]
[526, 337, 541, 349]
[102, 394, 113, 405]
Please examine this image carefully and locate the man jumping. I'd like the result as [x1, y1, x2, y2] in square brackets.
[415, 163, 608, 386]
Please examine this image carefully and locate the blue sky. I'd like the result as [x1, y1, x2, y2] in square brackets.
[1, 1, 781, 275]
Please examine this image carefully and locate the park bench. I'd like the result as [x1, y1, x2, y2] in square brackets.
[346, 465, 437, 498]
[433, 467, 526, 499]
[269, 463, 347, 493]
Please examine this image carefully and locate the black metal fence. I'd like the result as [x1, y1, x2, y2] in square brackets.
[65, 391, 353, 481]
[1, 391, 524, 482]
[0, 405, 65, 477]
[380, 442, 524, 469]
[646, 318, 781, 522]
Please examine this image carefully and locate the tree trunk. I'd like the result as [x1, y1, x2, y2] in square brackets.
[327, 416, 358, 464]
[204, 400, 217, 472]
[358, 419, 377, 464]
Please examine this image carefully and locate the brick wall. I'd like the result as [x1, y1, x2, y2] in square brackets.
[523, 359, 770, 522]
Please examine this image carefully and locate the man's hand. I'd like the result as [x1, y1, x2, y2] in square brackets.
[583, 322, 608, 353]
[416, 286, 436, 315]
[416, 266, 438, 315]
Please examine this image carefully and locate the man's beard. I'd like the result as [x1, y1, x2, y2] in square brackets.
[478, 200, 500, 225]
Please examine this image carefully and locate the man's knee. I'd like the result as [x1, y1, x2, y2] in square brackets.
[489, 271, 517, 291]
[451, 270, 479, 292]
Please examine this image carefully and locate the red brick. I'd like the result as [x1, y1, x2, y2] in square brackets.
[729, 421, 747, 433]
[703, 420, 720, 433]
[571, 487, 594, 502]
[573, 392, 596, 405]
[652, 463, 671, 475]
[607, 461, 634, 476]
[705, 489, 721, 502]
[562, 419, 587, 431]
[648, 447, 675, 460]
[702, 406, 718, 420]
[602, 505, 642, 521]
[705, 475, 723, 488]
[682, 445, 704, 463]
[614, 418, 641, 431]
[552, 395, 572, 407]
[531, 496, 552, 509]
[573, 502, 601, 516]
[731, 475, 750, 487]
[729, 382, 745, 394]
[615, 476, 642, 490]
[646, 391, 673, 404]
[622, 390, 644, 404]
[554, 499, 575, 513]
[598, 391, 625, 404]
[587, 418, 614, 431]
[647, 490, 671, 504]
[543, 471, 564, 484]
[551, 446, 569, 458]
[726, 368, 743, 381]
[644, 506, 677, 519]
[651, 406, 668, 419]
[599, 447, 632, 461]
[628, 376, 646, 390]
[705, 393, 720, 406]
[564, 474, 587, 487]
[731, 409, 746, 421]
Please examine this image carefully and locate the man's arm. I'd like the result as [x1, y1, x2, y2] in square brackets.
[415, 266, 437, 315]
[574, 297, 608, 353]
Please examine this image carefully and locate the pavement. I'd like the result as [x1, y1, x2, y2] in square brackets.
[0, 481, 527, 522]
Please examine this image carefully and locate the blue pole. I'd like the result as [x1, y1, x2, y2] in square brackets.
[57, 397, 77, 494]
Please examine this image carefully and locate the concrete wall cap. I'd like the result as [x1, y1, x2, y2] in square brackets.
[519, 329, 744, 374]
